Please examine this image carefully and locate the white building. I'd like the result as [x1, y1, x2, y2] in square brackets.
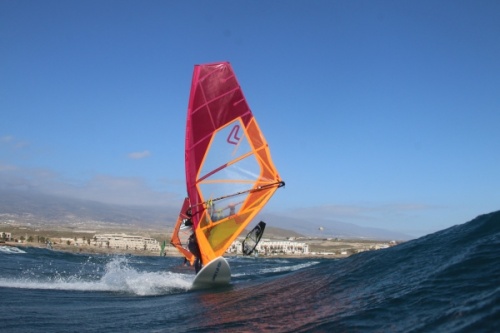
[227, 238, 309, 255]
[0, 232, 12, 241]
[92, 233, 160, 253]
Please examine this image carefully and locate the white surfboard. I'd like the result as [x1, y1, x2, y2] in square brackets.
[191, 256, 231, 290]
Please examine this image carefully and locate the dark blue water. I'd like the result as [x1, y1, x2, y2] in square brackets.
[1, 211, 498, 332]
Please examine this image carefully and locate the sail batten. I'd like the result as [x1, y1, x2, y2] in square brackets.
[171, 62, 284, 267]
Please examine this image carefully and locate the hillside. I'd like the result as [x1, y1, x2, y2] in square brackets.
[0, 189, 411, 240]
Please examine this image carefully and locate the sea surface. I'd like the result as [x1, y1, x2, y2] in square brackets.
[1, 211, 499, 332]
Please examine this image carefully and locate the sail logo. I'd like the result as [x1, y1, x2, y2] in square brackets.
[227, 125, 241, 145]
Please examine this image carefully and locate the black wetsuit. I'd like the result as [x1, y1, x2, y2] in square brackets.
[188, 233, 202, 273]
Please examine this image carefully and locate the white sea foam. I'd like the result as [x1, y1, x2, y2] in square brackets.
[0, 256, 193, 296]
[99, 257, 193, 295]
[0, 246, 26, 254]
[258, 260, 320, 274]
[232, 260, 320, 277]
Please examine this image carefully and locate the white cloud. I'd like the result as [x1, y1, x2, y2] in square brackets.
[0, 164, 180, 207]
[0, 135, 29, 149]
[0, 163, 17, 172]
[0, 135, 14, 143]
[128, 150, 151, 160]
[53, 174, 176, 206]
[278, 202, 445, 237]
[289, 203, 437, 219]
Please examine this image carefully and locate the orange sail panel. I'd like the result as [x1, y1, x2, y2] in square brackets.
[172, 62, 284, 266]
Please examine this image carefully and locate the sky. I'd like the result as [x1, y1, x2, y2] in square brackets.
[1, 0, 499, 237]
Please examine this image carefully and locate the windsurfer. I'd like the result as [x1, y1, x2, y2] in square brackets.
[188, 232, 202, 273]
[228, 203, 236, 216]
[183, 218, 193, 228]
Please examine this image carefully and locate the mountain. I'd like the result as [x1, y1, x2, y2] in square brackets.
[0, 189, 176, 229]
[258, 212, 413, 241]
[0, 190, 411, 240]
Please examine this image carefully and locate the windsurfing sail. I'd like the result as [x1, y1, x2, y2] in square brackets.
[170, 62, 284, 266]
[160, 240, 166, 256]
[242, 221, 266, 255]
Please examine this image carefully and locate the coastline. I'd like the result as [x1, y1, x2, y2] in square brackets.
[2, 241, 174, 257]
[2, 240, 383, 260]
[2, 226, 399, 260]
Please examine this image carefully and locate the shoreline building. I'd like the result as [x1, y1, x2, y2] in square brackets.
[228, 238, 309, 255]
[1, 232, 12, 241]
[92, 233, 160, 253]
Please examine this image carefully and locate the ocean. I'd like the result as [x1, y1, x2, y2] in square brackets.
[1, 211, 498, 333]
